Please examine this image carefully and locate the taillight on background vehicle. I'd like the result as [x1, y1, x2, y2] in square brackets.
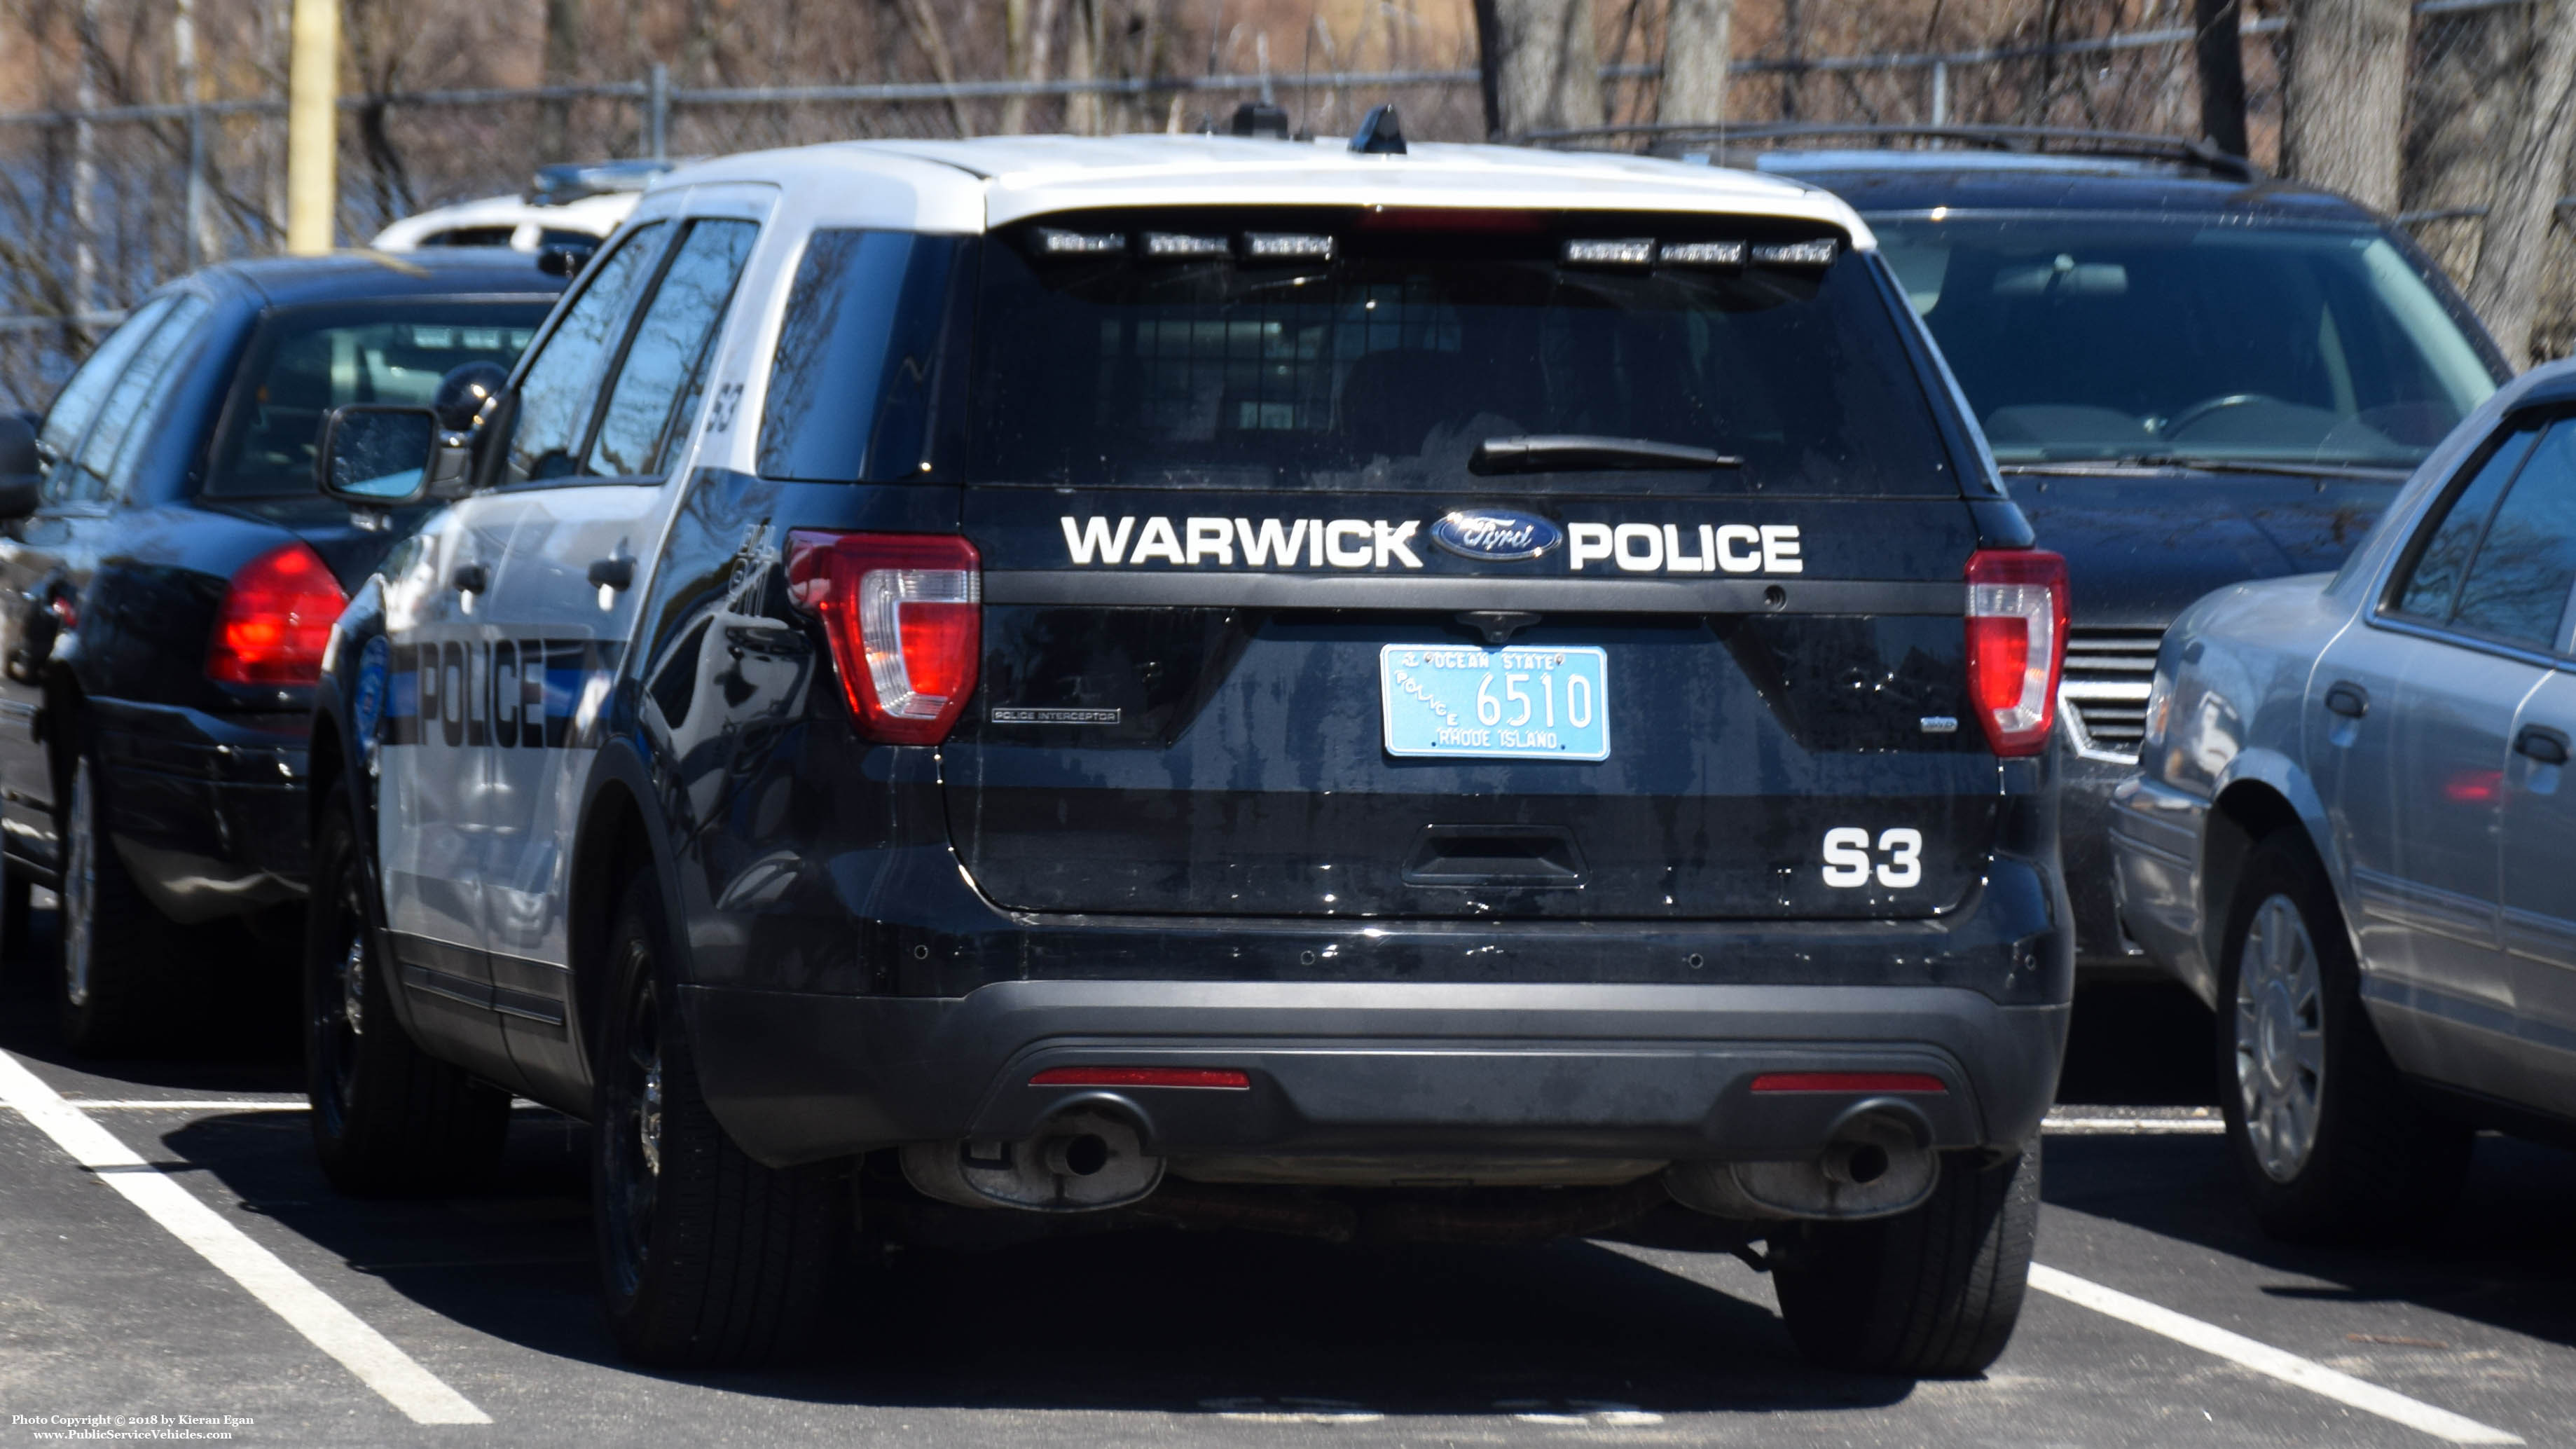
[785, 530, 982, 745]
[1964, 548, 2069, 757]
[207, 540, 347, 686]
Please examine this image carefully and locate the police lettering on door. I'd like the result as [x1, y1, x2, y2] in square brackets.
[382, 637, 624, 749]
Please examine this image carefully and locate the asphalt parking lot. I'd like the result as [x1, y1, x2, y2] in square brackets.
[3, 933, 2572, 1449]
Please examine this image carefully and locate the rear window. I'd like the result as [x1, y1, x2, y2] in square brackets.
[206, 300, 550, 497]
[961, 209, 1957, 495]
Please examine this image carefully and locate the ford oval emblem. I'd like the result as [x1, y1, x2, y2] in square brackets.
[1431, 508, 1564, 562]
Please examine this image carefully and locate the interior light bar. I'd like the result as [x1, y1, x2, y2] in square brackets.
[1660, 240, 1747, 268]
[1244, 232, 1336, 261]
[1143, 232, 1232, 259]
[1751, 239, 1839, 267]
[1562, 238, 1655, 268]
[1036, 228, 1124, 256]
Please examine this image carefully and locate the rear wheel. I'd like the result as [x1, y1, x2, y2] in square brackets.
[594, 867, 842, 1368]
[2217, 831, 2470, 1242]
[305, 778, 509, 1195]
[56, 751, 196, 1054]
[1771, 1141, 2040, 1378]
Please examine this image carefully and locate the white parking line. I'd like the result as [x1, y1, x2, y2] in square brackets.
[2043, 1115, 2225, 1134]
[25, 1099, 310, 1111]
[0, 1048, 490, 1426]
[2028, 1264, 2520, 1445]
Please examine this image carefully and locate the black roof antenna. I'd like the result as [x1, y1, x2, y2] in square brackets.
[1350, 104, 1407, 156]
[1229, 102, 1291, 139]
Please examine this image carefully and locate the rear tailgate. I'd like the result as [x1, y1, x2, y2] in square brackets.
[930, 205, 2006, 922]
[948, 491, 1992, 919]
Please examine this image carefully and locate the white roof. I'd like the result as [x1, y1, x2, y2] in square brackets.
[370, 191, 641, 252]
[648, 134, 1875, 247]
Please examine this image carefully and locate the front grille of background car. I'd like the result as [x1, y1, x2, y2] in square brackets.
[2059, 627, 2163, 760]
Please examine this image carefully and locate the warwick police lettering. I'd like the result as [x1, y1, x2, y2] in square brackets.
[383, 638, 624, 750]
[1059, 516, 1800, 575]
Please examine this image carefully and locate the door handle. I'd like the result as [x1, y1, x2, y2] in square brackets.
[2324, 682, 2369, 719]
[2516, 725, 2570, 767]
[587, 557, 635, 591]
[450, 563, 488, 594]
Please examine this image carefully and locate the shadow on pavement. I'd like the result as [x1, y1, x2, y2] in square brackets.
[2055, 979, 2218, 1107]
[2044, 1129, 2576, 1353]
[0, 906, 303, 1094]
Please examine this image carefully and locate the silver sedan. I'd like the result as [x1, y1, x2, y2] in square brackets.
[2109, 358, 2576, 1242]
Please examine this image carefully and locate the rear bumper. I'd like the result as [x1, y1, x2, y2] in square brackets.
[94, 700, 310, 924]
[685, 979, 2069, 1169]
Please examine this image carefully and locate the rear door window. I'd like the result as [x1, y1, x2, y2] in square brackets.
[38, 295, 178, 493]
[583, 219, 759, 478]
[67, 294, 212, 504]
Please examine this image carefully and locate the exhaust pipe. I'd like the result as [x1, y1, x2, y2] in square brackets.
[901, 1106, 1164, 1212]
[1664, 1110, 1938, 1221]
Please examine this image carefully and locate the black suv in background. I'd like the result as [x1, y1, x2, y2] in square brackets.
[1742, 128, 2514, 980]
[0, 253, 560, 1051]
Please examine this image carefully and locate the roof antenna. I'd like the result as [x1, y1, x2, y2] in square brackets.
[1350, 104, 1407, 155]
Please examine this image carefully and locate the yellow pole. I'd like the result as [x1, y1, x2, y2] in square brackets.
[284, 0, 338, 255]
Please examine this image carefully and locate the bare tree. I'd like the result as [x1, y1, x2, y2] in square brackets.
[2281, 0, 2409, 209]
[1478, 0, 1601, 138]
[1658, 0, 1731, 127]
[536, 0, 579, 162]
[2470, 0, 2576, 365]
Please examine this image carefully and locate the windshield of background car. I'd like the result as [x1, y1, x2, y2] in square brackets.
[1871, 218, 2499, 468]
[956, 209, 1959, 495]
[204, 300, 549, 497]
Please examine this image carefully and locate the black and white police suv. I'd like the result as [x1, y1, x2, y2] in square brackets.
[304, 116, 2072, 1376]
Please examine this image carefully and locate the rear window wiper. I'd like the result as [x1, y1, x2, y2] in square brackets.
[1470, 434, 1744, 475]
[1997, 453, 2413, 481]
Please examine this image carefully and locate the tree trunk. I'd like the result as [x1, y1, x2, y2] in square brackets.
[2470, 0, 2576, 366]
[1482, 0, 1602, 138]
[1066, 0, 1101, 136]
[537, 0, 581, 164]
[1657, 0, 1732, 128]
[2192, 0, 2247, 158]
[2281, 0, 2409, 210]
[2404, 6, 2514, 285]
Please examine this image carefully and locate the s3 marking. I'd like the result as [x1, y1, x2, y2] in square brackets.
[1821, 827, 1925, 889]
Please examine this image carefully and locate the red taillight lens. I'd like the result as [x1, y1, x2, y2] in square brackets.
[1964, 549, 2069, 757]
[785, 530, 982, 745]
[207, 541, 347, 686]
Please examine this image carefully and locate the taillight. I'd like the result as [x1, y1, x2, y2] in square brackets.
[1964, 548, 2068, 757]
[207, 541, 347, 686]
[785, 530, 981, 745]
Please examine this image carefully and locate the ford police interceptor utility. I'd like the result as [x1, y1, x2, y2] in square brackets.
[303, 114, 2072, 1376]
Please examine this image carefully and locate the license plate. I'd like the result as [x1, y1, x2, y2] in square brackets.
[1379, 645, 1611, 761]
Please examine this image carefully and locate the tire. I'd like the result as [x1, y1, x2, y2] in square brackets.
[593, 867, 842, 1368]
[2217, 830, 2470, 1243]
[56, 750, 198, 1055]
[1771, 1141, 2041, 1378]
[305, 778, 509, 1196]
[0, 846, 29, 975]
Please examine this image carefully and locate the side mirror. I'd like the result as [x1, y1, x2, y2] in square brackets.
[0, 413, 40, 521]
[317, 405, 442, 507]
[537, 242, 596, 278]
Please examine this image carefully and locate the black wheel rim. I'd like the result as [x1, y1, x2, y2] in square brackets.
[604, 938, 662, 1298]
[310, 853, 369, 1136]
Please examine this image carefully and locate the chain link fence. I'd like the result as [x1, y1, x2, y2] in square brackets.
[0, 0, 2566, 406]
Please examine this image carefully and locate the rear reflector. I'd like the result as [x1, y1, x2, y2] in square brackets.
[785, 530, 981, 746]
[1749, 1072, 1948, 1094]
[206, 540, 348, 686]
[1965, 548, 2069, 757]
[1029, 1066, 1252, 1090]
